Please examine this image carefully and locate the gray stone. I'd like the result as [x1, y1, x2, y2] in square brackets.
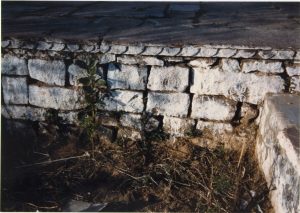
[99, 42, 110, 53]
[240, 103, 259, 124]
[126, 45, 145, 55]
[191, 66, 285, 104]
[36, 41, 52, 50]
[191, 95, 236, 121]
[160, 47, 181, 56]
[10, 39, 23, 48]
[215, 49, 237, 58]
[99, 54, 115, 64]
[28, 59, 66, 86]
[179, 46, 199, 57]
[286, 63, 300, 76]
[290, 76, 300, 93]
[196, 120, 233, 135]
[29, 85, 85, 110]
[233, 49, 256, 58]
[162, 57, 184, 62]
[272, 50, 295, 60]
[117, 55, 163, 66]
[1, 55, 28, 75]
[147, 66, 189, 92]
[189, 58, 216, 68]
[117, 127, 142, 141]
[2, 40, 10, 48]
[146, 92, 190, 117]
[144, 117, 160, 132]
[108, 44, 127, 54]
[2, 77, 28, 104]
[51, 43, 65, 51]
[101, 90, 144, 113]
[242, 60, 283, 74]
[82, 44, 95, 52]
[68, 64, 88, 86]
[58, 111, 79, 124]
[107, 64, 147, 90]
[221, 59, 240, 72]
[163, 116, 195, 137]
[67, 44, 80, 51]
[196, 47, 218, 57]
[295, 52, 300, 61]
[120, 113, 142, 130]
[256, 94, 300, 213]
[2, 105, 46, 121]
[22, 42, 36, 49]
[142, 46, 163, 56]
[258, 50, 275, 59]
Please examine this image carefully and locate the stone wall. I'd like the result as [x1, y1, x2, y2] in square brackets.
[2, 38, 300, 143]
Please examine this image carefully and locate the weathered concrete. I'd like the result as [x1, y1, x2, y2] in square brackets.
[256, 94, 300, 213]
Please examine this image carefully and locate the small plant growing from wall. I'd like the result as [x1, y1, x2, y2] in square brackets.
[78, 59, 107, 158]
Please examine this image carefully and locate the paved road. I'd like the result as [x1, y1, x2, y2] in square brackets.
[2, 2, 300, 48]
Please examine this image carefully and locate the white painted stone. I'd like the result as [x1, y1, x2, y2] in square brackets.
[68, 64, 88, 86]
[28, 59, 65, 86]
[232, 49, 256, 58]
[107, 64, 147, 90]
[215, 49, 237, 58]
[102, 90, 144, 113]
[120, 113, 142, 130]
[286, 63, 300, 76]
[29, 85, 85, 110]
[36, 41, 52, 50]
[242, 60, 283, 73]
[163, 116, 195, 137]
[117, 55, 163, 66]
[2, 105, 46, 121]
[290, 76, 300, 93]
[196, 120, 233, 134]
[99, 54, 115, 64]
[191, 67, 285, 104]
[221, 59, 240, 72]
[188, 58, 216, 68]
[2, 77, 28, 104]
[51, 43, 65, 51]
[191, 95, 236, 121]
[58, 111, 79, 124]
[196, 47, 218, 57]
[147, 66, 189, 92]
[146, 92, 190, 117]
[1, 55, 28, 75]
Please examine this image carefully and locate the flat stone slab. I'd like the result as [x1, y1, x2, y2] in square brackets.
[256, 94, 300, 213]
[2, 2, 300, 49]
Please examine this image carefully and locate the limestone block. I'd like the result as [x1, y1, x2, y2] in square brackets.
[82, 44, 95, 52]
[271, 50, 295, 60]
[196, 120, 233, 135]
[294, 52, 300, 61]
[240, 103, 259, 123]
[242, 60, 283, 74]
[1, 55, 28, 75]
[188, 58, 216, 68]
[99, 54, 115, 64]
[190, 67, 285, 104]
[36, 41, 52, 50]
[68, 64, 88, 86]
[215, 49, 237, 58]
[256, 94, 300, 213]
[102, 90, 144, 113]
[146, 92, 190, 117]
[147, 66, 189, 92]
[51, 43, 65, 51]
[2, 77, 28, 104]
[29, 85, 85, 110]
[290, 76, 300, 93]
[163, 116, 195, 137]
[286, 63, 300, 76]
[117, 55, 163, 66]
[221, 59, 240, 72]
[2, 105, 46, 121]
[144, 117, 160, 132]
[258, 50, 275, 59]
[196, 47, 218, 57]
[191, 95, 236, 121]
[107, 64, 147, 90]
[120, 113, 142, 130]
[142, 46, 163, 55]
[232, 49, 256, 58]
[126, 45, 145, 55]
[67, 44, 80, 52]
[179, 46, 199, 56]
[28, 59, 65, 86]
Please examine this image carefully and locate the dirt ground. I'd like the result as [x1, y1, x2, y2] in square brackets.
[1, 119, 273, 212]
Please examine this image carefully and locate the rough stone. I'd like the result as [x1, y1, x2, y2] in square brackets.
[99, 54, 115, 64]
[160, 47, 181, 56]
[196, 47, 218, 57]
[196, 120, 233, 135]
[272, 50, 295, 60]
[10, 39, 23, 48]
[147, 66, 189, 92]
[240, 103, 259, 124]
[290, 76, 300, 93]
[68, 64, 88, 86]
[191, 67, 285, 104]
[146, 92, 190, 117]
[29, 85, 85, 110]
[97, 111, 119, 127]
[107, 64, 147, 90]
[233, 49, 256, 58]
[191, 95, 236, 121]
[2, 105, 46, 121]
[117, 127, 142, 141]
[108, 44, 127, 54]
[120, 113, 142, 130]
[58, 111, 79, 124]
[1, 55, 28, 75]
[117, 55, 163, 66]
[101, 90, 144, 113]
[82, 44, 95, 52]
[2, 77, 28, 104]
[256, 94, 300, 213]
[36, 41, 52, 50]
[163, 116, 195, 137]
[242, 60, 283, 74]
[295, 52, 300, 61]
[162, 57, 184, 62]
[144, 117, 160, 132]
[2, 40, 10, 48]
[126, 45, 145, 55]
[188, 58, 216, 68]
[258, 50, 275, 59]
[215, 49, 237, 58]
[28, 59, 66, 86]
[51, 43, 65, 51]
[179, 46, 199, 57]
[286, 63, 300, 76]
[142, 46, 163, 55]
[67, 44, 80, 51]
[221, 59, 240, 72]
